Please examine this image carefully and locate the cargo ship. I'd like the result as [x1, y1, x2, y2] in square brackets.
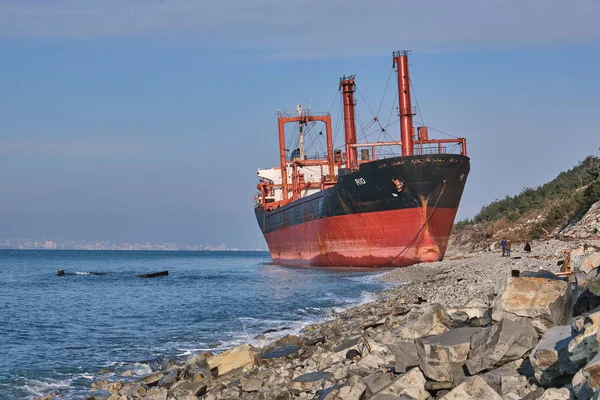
[254, 51, 469, 267]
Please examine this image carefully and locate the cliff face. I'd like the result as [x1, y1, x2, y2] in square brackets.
[449, 156, 600, 253]
[561, 201, 600, 239]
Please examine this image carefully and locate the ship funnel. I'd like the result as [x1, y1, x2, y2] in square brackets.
[393, 50, 414, 157]
[339, 75, 358, 170]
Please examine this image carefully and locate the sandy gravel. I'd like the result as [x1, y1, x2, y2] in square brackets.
[377, 239, 599, 307]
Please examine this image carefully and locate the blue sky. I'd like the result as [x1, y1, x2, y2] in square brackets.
[1, 0, 599, 249]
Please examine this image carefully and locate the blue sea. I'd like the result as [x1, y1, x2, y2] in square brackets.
[0, 250, 391, 399]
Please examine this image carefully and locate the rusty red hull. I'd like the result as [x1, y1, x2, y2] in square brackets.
[264, 207, 458, 267]
[256, 154, 470, 268]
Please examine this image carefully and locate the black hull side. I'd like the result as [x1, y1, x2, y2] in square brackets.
[255, 154, 470, 235]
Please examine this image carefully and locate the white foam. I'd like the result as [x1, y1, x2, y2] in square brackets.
[20, 378, 72, 396]
[128, 363, 152, 376]
[74, 373, 95, 380]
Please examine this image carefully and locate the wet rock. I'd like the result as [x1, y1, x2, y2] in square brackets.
[291, 371, 334, 392]
[400, 304, 450, 339]
[467, 318, 538, 375]
[206, 344, 255, 377]
[371, 367, 428, 400]
[388, 341, 418, 373]
[439, 375, 501, 399]
[529, 325, 576, 386]
[416, 327, 482, 382]
[492, 277, 573, 335]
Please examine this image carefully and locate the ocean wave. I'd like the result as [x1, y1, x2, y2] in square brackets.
[73, 271, 117, 276]
[127, 363, 152, 376]
[19, 378, 72, 396]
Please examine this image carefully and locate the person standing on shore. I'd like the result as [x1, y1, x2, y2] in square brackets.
[506, 239, 512, 256]
[501, 238, 507, 257]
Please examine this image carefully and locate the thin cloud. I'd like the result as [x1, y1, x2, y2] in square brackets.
[0, 0, 598, 57]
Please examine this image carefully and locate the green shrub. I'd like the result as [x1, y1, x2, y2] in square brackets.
[455, 155, 600, 233]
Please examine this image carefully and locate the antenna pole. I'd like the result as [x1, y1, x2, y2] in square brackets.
[299, 122, 305, 160]
[340, 75, 358, 170]
[393, 50, 414, 156]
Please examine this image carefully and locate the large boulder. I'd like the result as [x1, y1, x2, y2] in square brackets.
[388, 341, 418, 373]
[569, 307, 600, 368]
[537, 387, 571, 399]
[400, 304, 450, 339]
[167, 380, 207, 399]
[529, 325, 577, 386]
[206, 344, 256, 376]
[363, 372, 395, 398]
[466, 318, 538, 375]
[416, 327, 482, 382]
[492, 277, 573, 335]
[439, 375, 501, 400]
[582, 353, 600, 393]
[572, 369, 595, 399]
[333, 376, 365, 400]
[580, 252, 600, 276]
[481, 369, 530, 398]
[370, 367, 428, 400]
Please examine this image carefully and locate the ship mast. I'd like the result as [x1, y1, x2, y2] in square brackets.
[340, 75, 358, 170]
[393, 50, 415, 157]
[297, 102, 305, 160]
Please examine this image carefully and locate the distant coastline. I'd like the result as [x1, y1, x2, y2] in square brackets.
[0, 238, 266, 252]
[0, 248, 269, 252]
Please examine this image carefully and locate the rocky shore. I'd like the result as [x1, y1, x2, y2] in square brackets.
[41, 237, 600, 400]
